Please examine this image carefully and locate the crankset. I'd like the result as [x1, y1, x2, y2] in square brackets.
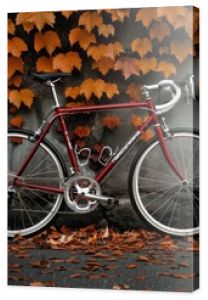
[64, 175, 119, 213]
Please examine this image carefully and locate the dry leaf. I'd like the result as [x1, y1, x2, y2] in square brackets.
[8, 57, 24, 79]
[157, 272, 196, 279]
[106, 9, 130, 22]
[131, 115, 143, 128]
[102, 115, 120, 130]
[8, 37, 28, 57]
[74, 126, 91, 138]
[170, 39, 193, 63]
[92, 57, 114, 75]
[126, 264, 137, 269]
[16, 12, 56, 31]
[113, 284, 130, 290]
[10, 116, 24, 128]
[53, 51, 81, 72]
[87, 42, 124, 61]
[114, 57, 141, 79]
[34, 31, 61, 55]
[157, 61, 176, 78]
[79, 11, 103, 33]
[126, 83, 141, 102]
[69, 28, 96, 50]
[61, 11, 73, 19]
[36, 56, 54, 73]
[65, 86, 80, 99]
[138, 57, 157, 75]
[8, 19, 15, 35]
[8, 88, 35, 108]
[149, 22, 171, 42]
[140, 129, 154, 142]
[8, 75, 22, 88]
[131, 38, 152, 58]
[136, 8, 158, 28]
[98, 24, 115, 38]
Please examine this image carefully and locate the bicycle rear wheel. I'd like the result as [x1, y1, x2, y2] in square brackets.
[8, 130, 66, 237]
[129, 129, 199, 236]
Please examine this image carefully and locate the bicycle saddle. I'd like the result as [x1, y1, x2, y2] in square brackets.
[30, 72, 72, 81]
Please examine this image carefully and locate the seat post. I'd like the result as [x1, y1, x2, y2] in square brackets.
[46, 80, 61, 108]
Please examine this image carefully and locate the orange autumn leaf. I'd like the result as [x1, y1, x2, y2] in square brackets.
[10, 115, 24, 128]
[36, 56, 54, 73]
[114, 57, 141, 79]
[61, 11, 73, 19]
[74, 126, 91, 138]
[149, 22, 171, 42]
[105, 83, 119, 99]
[8, 57, 24, 79]
[157, 6, 188, 27]
[16, 12, 56, 31]
[53, 51, 81, 72]
[22, 22, 35, 33]
[131, 38, 152, 58]
[170, 39, 193, 63]
[140, 128, 154, 142]
[8, 37, 28, 57]
[138, 57, 157, 75]
[98, 24, 115, 38]
[131, 115, 143, 128]
[8, 19, 15, 35]
[8, 88, 35, 109]
[8, 75, 22, 88]
[103, 115, 120, 130]
[126, 83, 141, 102]
[69, 28, 96, 50]
[92, 57, 114, 75]
[87, 42, 124, 61]
[65, 86, 80, 99]
[79, 11, 103, 33]
[136, 8, 158, 29]
[34, 31, 61, 55]
[106, 9, 130, 22]
[157, 61, 176, 78]
[93, 79, 106, 99]
[80, 79, 96, 101]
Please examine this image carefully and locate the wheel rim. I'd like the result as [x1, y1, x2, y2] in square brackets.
[132, 132, 199, 236]
[8, 133, 64, 237]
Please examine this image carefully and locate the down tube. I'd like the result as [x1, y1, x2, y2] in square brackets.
[95, 115, 153, 183]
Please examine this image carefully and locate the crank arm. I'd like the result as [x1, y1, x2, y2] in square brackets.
[85, 193, 119, 205]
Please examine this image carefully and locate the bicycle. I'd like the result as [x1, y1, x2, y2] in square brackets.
[8, 73, 199, 237]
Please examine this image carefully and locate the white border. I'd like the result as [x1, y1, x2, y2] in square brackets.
[1, 0, 208, 299]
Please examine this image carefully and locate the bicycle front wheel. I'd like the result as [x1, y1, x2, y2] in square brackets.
[8, 130, 66, 237]
[129, 130, 199, 236]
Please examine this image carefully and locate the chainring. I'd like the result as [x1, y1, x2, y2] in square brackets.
[64, 175, 101, 213]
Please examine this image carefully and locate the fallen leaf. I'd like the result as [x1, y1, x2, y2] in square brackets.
[79, 11, 103, 32]
[102, 115, 120, 130]
[53, 51, 81, 72]
[136, 255, 150, 262]
[69, 28, 96, 50]
[149, 22, 171, 42]
[10, 115, 24, 128]
[34, 31, 61, 55]
[30, 259, 50, 269]
[87, 273, 107, 279]
[136, 8, 158, 28]
[131, 38, 152, 57]
[157, 272, 197, 279]
[69, 273, 81, 279]
[126, 264, 137, 269]
[113, 284, 130, 290]
[8, 37, 28, 57]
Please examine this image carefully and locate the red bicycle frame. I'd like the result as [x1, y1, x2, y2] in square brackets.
[14, 99, 185, 194]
